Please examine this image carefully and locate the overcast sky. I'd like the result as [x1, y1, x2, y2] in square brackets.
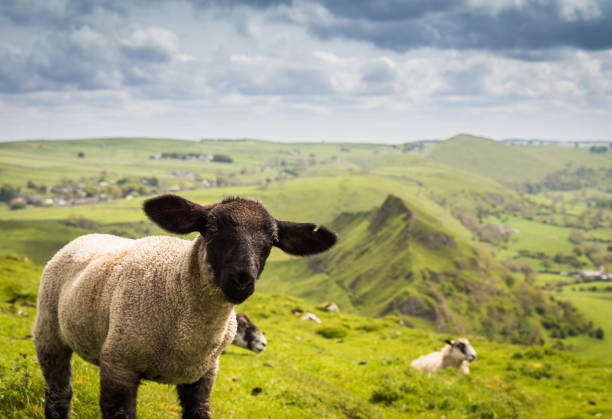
[1, 0, 611, 142]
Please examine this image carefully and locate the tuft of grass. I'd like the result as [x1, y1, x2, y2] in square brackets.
[0, 254, 41, 303]
[316, 326, 348, 339]
[0, 355, 45, 418]
[369, 384, 401, 406]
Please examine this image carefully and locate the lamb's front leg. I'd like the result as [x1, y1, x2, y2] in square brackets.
[99, 360, 140, 419]
[459, 360, 470, 374]
[36, 343, 73, 419]
[176, 359, 219, 419]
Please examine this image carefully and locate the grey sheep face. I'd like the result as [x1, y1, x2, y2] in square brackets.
[445, 338, 477, 363]
[233, 313, 267, 353]
[144, 194, 338, 304]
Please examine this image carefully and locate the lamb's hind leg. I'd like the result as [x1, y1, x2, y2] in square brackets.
[176, 360, 219, 419]
[36, 343, 73, 419]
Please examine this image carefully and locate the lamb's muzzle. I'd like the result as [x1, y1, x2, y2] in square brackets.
[33, 194, 337, 418]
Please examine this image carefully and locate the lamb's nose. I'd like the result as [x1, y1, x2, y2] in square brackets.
[231, 271, 254, 289]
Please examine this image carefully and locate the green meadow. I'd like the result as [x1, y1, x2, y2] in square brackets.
[1, 258, 611, 418]
[556, 283, 612, 362]
[1, 135, 611, 416]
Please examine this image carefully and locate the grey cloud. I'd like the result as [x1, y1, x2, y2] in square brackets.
[439, 62, 490, 96]
[285, 1, 612, 56]
[0, 44, 35, 93]
[361, 62, 395, 84]
[0, 0, 128, 27]
[120, 28, 180, 63]
[5, 0, 611, 56]
[212, 66, 332, 95]
[0, 24, 188, 94]
[0, 27, 117, 93]
[318, 0, 456, 22]
[180, 0, 612, 54]
[31, 31, 118, 91]
[187, 0, 291, 9]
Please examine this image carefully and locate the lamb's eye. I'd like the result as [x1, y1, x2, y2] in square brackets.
[457, 343, 466, 353]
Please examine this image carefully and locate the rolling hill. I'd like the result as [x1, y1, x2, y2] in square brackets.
[427, 134, 612, 182]
[260, 195, 596, 345]
[1, 136, 610, 361]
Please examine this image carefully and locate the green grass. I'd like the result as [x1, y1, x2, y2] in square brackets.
[0, 254, 41, 303]
[0, 220, 92, 265]
[555, 284, 612, 362]
[1, 276, 611, 418]
[496, 217, 575, 255]
[536, 273, 569, 287]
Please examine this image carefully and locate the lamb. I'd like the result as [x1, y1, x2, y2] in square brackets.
[33, 194, 337, 419]
[410, 338, 477, 374]
[231, 313, 267, 354]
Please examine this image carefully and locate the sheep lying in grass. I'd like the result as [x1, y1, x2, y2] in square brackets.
[33, 194, 337, 419]
[410, 338, 477, 374]
[231, 313, 267, 354]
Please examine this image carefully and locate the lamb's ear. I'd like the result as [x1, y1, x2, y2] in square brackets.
[274, 220, 337, 256]
[444, 339, 453, 346]
[143, 194, 212, 234]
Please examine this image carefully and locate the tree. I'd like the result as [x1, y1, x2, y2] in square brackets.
[10, 201, 26, 210]
[212, 154, 233, 163]
[569, 229, 585, 245]
[591, 328, 604, 340]
[520, 261, 537, 283]
[589, 145, 607, 153]
[0, 184, 19, 203]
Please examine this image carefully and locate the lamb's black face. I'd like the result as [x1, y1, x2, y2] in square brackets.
[143, 194, 338, 305]
[205, 198, 277, 304]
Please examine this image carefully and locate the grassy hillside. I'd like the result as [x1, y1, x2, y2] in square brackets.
[0, 256, 611, 418]
[261, 195, 596, 345]
[555, 283, 612, 362]
[427, 134, 611, 182]
[0, 137, 390, 187]
[0, 174, 461, 264]
[1, 136, 610, 361]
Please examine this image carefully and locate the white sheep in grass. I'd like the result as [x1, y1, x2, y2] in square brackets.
[410, 338, 477, 374]
[33, 194, 336, 419]
[231, 313, 267, 354]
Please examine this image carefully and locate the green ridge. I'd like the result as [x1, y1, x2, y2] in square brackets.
[261, 195, 596, 345]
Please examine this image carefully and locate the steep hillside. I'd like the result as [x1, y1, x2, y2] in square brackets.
[261, 195, 596, 344]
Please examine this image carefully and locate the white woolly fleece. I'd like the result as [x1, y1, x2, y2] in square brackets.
[33, 233, 237, 384]
[410, 339, 475, 374]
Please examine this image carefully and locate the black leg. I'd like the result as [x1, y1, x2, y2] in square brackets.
[37, 345, 73, 419]
[176, 362, 218, 419]
[99, 364, 139, 419]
